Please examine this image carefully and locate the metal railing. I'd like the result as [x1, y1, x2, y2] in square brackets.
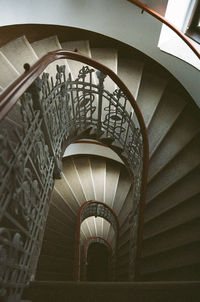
[0, 50, 149, 301]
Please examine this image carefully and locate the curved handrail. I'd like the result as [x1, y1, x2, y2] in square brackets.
[127, 0, 200, 60]
[0, 50, 149, 281]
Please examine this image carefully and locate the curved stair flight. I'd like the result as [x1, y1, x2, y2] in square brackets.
[0, 33, 200, 301]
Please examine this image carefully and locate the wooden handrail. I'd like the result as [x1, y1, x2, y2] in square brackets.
[127, 0, 200, 60]
[0, 50, 149, 280]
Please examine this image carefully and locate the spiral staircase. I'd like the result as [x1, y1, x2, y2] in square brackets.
[0, 31, 200, 302]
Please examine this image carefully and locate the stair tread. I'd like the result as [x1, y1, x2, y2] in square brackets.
[0, 51, 19, 88]
[148, 91, 187, 157]
[51, 187, 76, 215]
[144, 193, 200, 235]
[54, 174, 80, 214]
[50, 191, 76, 223]
[73, 156, 96, 201]
[136, 70, 168, 128]
[81, 216, 94, 239]
[148, 104, 200, 182]
[31, 35, 70, 78]
[141, 242, 200, 275]
[81, 216, 97, 238]
[118, 56, 143, 99]
[91, 47, 117, 92]
[146, 135, 200, 203]
[113, 168, 131, 215]
[105, 160, 120, 209]
[61, 40, 91, 79]
[90, 156, 106, 202]
[142, 219, 200, 258]
[145, 167, 200, 221]
[0, 36, 38, 74]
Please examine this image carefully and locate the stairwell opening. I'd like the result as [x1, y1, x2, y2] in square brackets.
[1, 25, 200, 302]
[86, 242, 111, 281]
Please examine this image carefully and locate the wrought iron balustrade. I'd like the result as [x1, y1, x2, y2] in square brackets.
[0, 50, 148, 301]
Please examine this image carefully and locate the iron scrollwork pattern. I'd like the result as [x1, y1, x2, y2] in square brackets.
[0, 93, 54, 301]
[80, 202, 118, 234]
[0, 64, 144, 300]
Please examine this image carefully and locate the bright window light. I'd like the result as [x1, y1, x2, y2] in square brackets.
[158, 0, 200, 70]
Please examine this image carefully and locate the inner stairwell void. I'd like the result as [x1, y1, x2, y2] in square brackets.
[0, 27, 200, 302]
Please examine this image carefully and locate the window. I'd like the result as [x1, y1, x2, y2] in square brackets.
[158, 0, 200, 70]
[186, 1, 200, 44]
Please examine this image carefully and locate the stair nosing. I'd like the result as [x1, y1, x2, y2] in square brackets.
[148, 129, 200, 183]
[143, 216, 200, 241]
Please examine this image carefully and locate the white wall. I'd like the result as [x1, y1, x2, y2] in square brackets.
[63, 142, 123, 164]
[1, 0, 199, 107]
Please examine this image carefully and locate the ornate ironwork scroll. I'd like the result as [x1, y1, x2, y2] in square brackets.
[80, 202, 118, 234]
[0, 93, 55, 301]
[0, 63, 144, 300]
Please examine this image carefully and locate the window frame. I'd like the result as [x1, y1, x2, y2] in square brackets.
[185, 0, 200, 44]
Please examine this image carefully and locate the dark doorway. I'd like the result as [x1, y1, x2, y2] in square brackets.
[86, 243, 110, 281]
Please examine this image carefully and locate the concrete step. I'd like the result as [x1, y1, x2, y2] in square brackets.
[107, 225, 115, 249]
[105, 160, 120, 209]
[144, 194, 200, 239]
[145, 167, 200, 220]
[61, 40, 91, 79]
[81, 216, 112, 242]
[41, 239, 74, 259]
[0, 51, 19, 88]
[46, 211, 74, 234]
[117, 57, 143, 99]
[62, 157, 87, 205]
[23, 281, 200, 301]
[148, 91, 187, 157]
[73, 156, 96, 201]
[142, 219, 200, 258]
[118, 241, 129, 258]
[51, 190, 76, 223]
[91, 48, 118, 92]
[54, 169, 80, 215]
[31, 36, 70, 79]
[90, 156, 106, 202]
[119, 218, 130, 240]
[36, 271, 72, 281]
[140, 242, 200, 276]
[136, 70, 167, 128]
[43, 226, 74, 243]
[148, 103, 200, 181]
[81, 216, 96, 239]
[0, 36, 38, 74]
[37, 254, 73, 273]
[118, 228, 130, 250]
[141, 263, 200, 281]
[146, 134, 200, 203]
[104, 218, 112, 240]
[61, 157, 93, 238]
[118, 187, 133, 226]
[113, 168, 131, 215]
